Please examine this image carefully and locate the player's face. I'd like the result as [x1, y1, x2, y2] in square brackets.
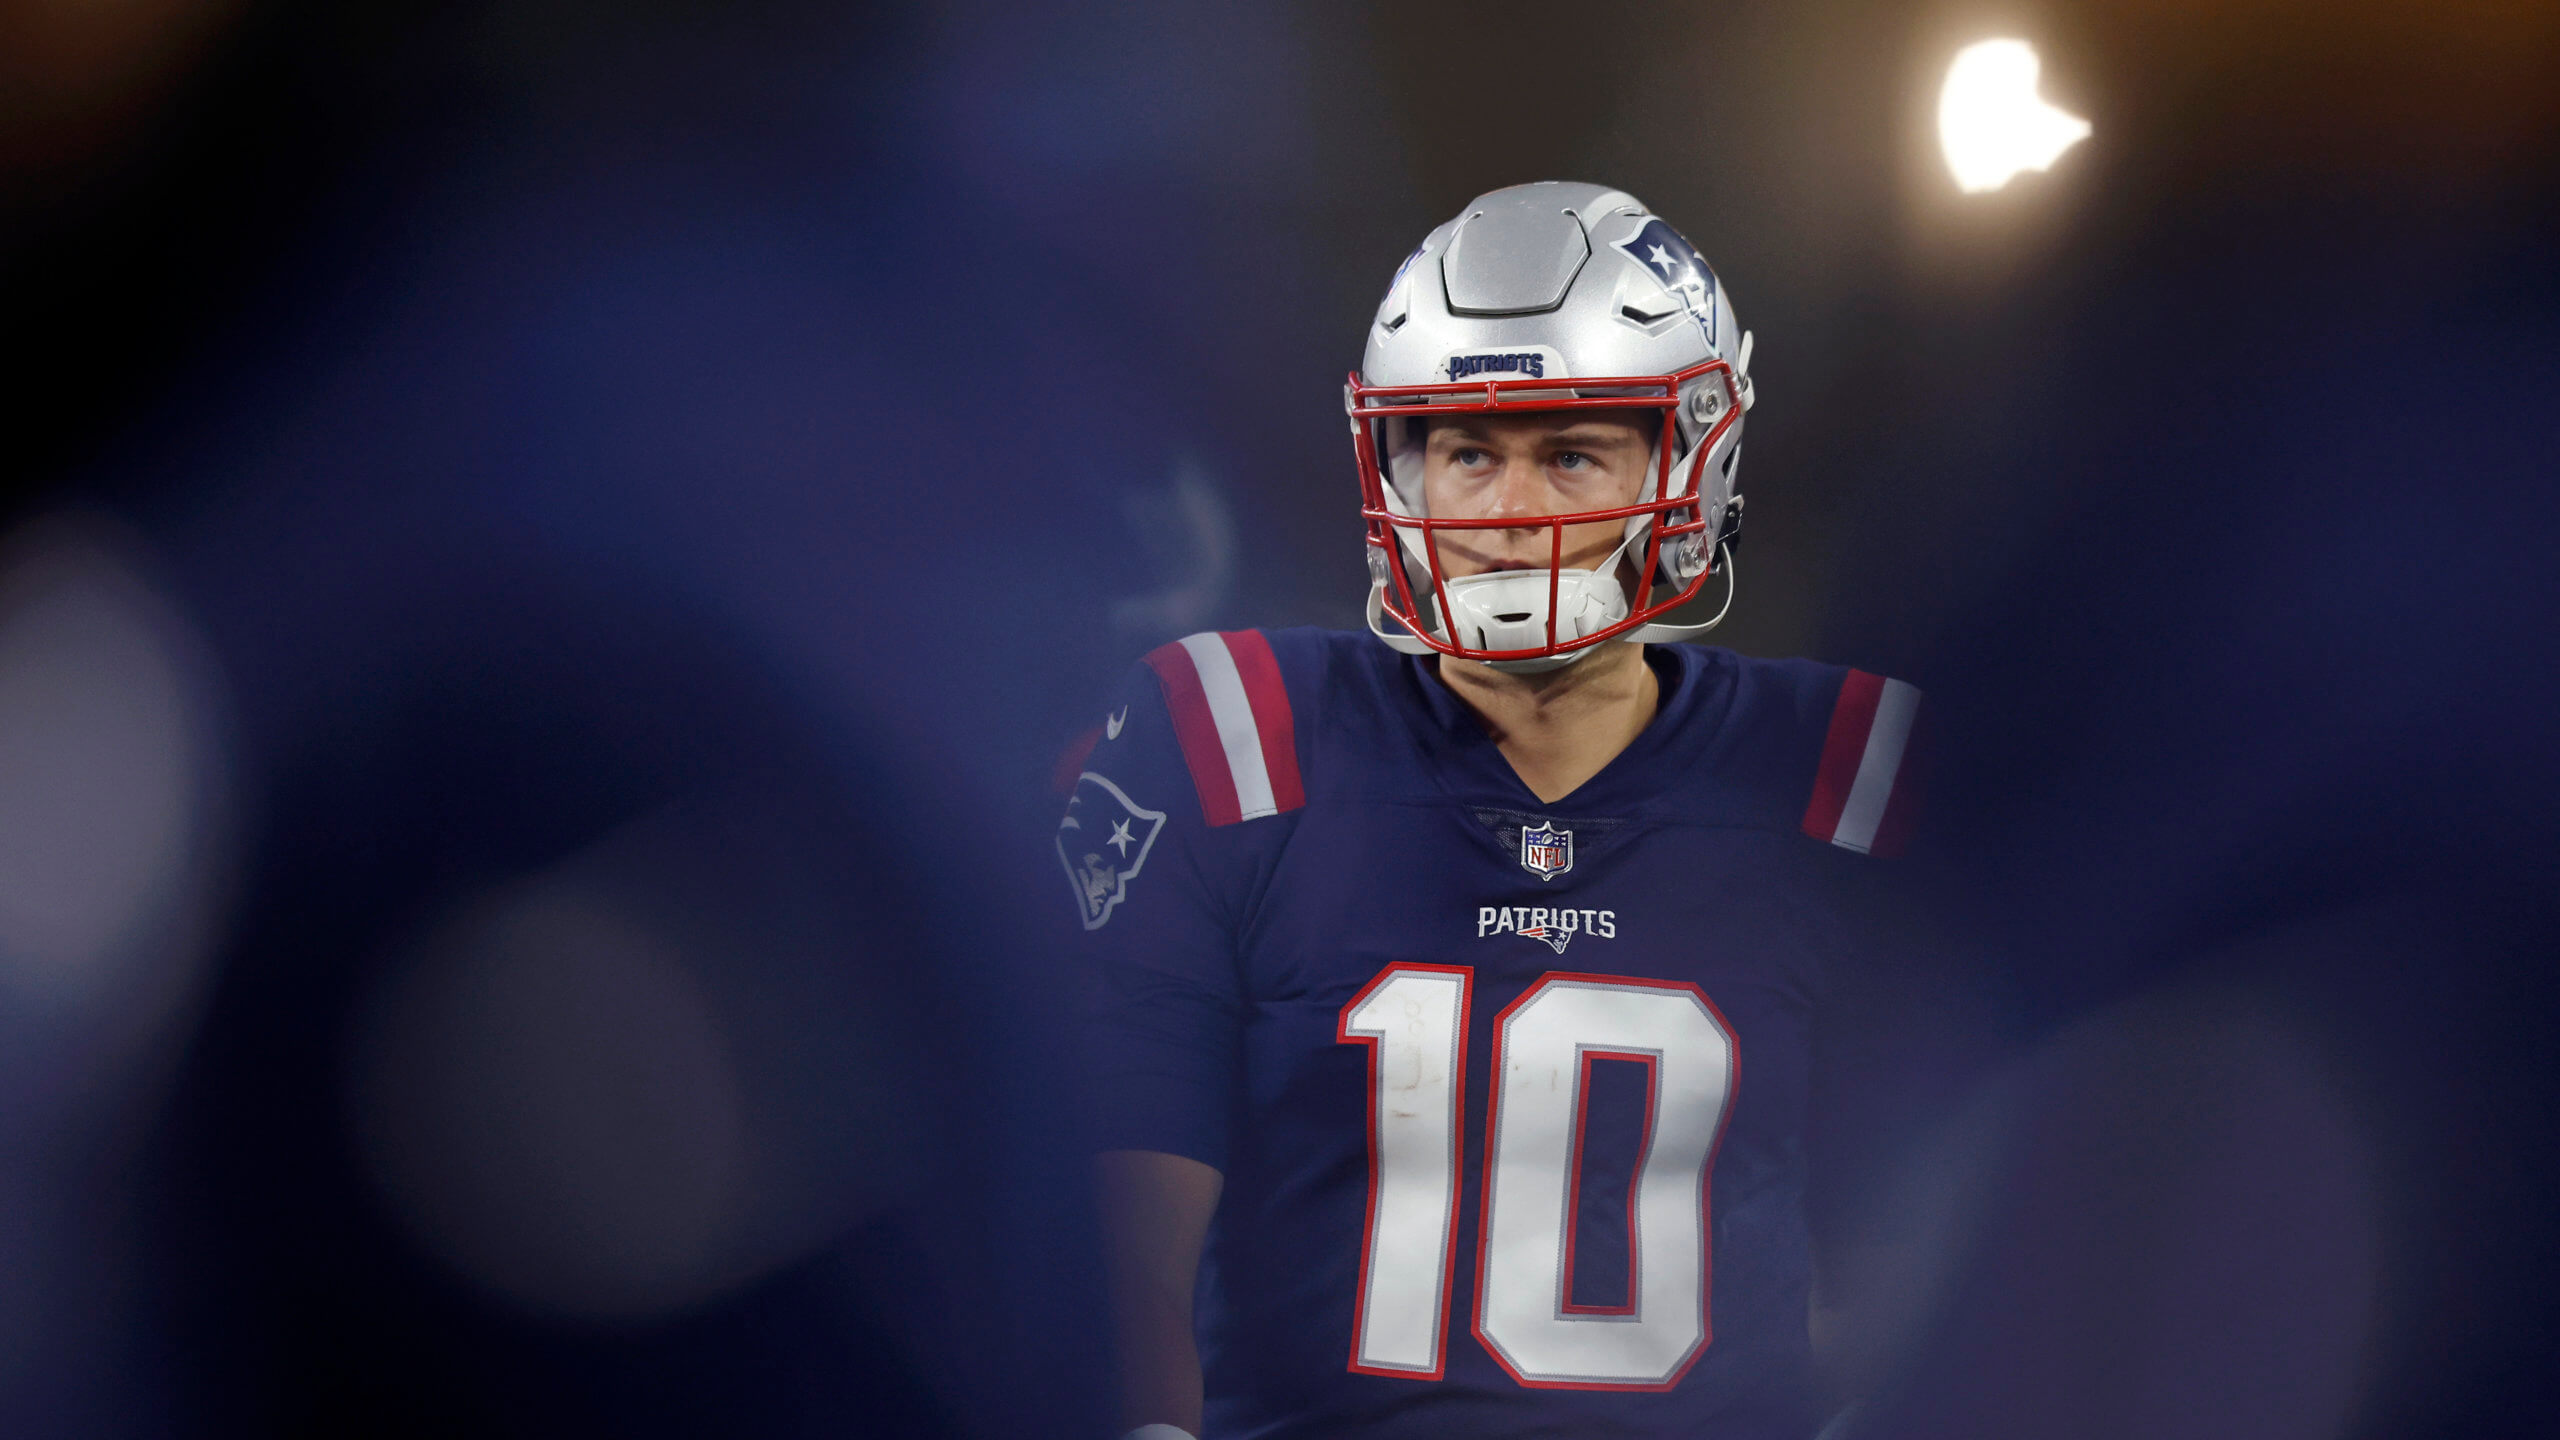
[1419, 411, 1656, 579]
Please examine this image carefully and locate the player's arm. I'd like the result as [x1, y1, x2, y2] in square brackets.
[1065, 634, 1299, 1438]
[1094, 1148, 1223, 1437]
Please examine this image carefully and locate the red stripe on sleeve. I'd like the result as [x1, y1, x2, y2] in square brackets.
[1801, 669, 1883, 844]
[1866, 694, 1930, 860]
[1220, 629, 1305, 814]
[1144, 640, 1242, 827]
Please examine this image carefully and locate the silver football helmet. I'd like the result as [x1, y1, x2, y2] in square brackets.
[1349, 181, 1755, 672]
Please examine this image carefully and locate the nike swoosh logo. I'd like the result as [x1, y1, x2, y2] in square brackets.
[1105, 707, 1128, 740]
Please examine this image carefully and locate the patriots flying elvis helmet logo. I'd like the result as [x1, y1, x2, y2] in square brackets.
[1613, 218, 1719, 349]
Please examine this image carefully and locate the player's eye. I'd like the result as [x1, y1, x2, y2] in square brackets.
[1449, 446, 1490, 468]
[1553, 451, 1593, 471]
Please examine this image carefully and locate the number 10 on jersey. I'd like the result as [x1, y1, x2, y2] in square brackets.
[1337, 965, 1737, 1390]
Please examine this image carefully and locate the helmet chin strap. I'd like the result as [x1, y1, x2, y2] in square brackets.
[1362, 583, 1597, 671]
[1363, 526, 1635, 661]
[1366, 540, 1738, 658]
[1364, 581, 1436, 656]
[1623, 543, 1737, 642]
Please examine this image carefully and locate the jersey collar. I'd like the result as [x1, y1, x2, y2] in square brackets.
[1394, 643, 1732, 815]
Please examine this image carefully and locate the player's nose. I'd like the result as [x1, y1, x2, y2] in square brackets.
[1483, 455, 1554, 528]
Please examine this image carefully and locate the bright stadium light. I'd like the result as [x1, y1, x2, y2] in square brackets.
[1938, 39, 2090, 193]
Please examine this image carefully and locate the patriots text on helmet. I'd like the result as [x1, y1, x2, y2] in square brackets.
[1443, 351, 1546, 381]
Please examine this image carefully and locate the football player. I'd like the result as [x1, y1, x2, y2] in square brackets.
[1062, 182, 1924, 1440]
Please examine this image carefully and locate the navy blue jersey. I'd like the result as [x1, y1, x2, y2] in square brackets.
[1061, 628, 1923, 1440]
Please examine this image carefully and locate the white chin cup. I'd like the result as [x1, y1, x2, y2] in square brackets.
[1441, 567, 1627, 671]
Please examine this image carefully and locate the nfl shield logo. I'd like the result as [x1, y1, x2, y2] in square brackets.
[1519, 823, 1573, 881]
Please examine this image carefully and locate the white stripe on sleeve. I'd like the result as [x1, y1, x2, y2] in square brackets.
[1178, 633, 1278, 821]
[1831, 677, 1920, 854]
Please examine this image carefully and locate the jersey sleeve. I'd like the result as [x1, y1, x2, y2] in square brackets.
[1057, 631, 1306, 1171]
[1797, 668, 1928, 859]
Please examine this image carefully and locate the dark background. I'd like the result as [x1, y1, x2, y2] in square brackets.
[1, 1, 2554, 1436]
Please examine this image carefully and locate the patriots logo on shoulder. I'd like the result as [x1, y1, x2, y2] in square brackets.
[1519, 822, 1573, 881]
[1057, 772, 1166, 930]
[1613, 218, 1718, 348]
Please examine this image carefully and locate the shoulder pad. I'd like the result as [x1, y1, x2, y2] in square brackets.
[1801, 670, 1927, 858]
[1144, 630, 1306, 827]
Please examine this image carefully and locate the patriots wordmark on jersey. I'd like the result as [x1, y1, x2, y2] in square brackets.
[1065, 627, 1923, 1440]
